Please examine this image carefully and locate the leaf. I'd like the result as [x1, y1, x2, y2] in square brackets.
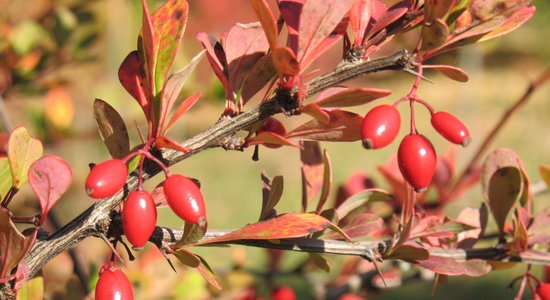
[0, 209, 37, 281]
[538, 165, 550, 188]
[173, 249, 200, 267]
[384, 244, 429, 261]
[309, 253, 330, 273]
[241, 54, 277, 103]
[93, 99, 130, 159]
[349, 0, 373, 46]
[196, 213, 335, 245]
[7, 127, 44, 189]
[417, 256, 491, 277]
[313, 87, 392, 107]
[159, 50, 205, 133]
[367, 0, 408, 38]
[508, 208, 529, 254]
[271, 47, 300, 76]
[278, 0, 305, 55]
[118, 51, 149, 118]
[424, 64, 470, 82]
[140, 0, 156, 96]
[250, 0, 278, 49]
[300, 141, 323, 212]
[195, 255, 222, 290]
[259, 175, 283, 221]
[297, 0, 356, 63]
[463, 259, 492, 277]
[28, 155, 72, 225]
[16, 276, 44, 300]
[225, 23, 270, 95]
[315, 150, 332, 214]
[335, 189, 393, 221]
[286, 110, 363, 142]
[150, 0, 189, 92]
[196, 32, 230, 94]
[299, 18, 347, 70]
[246, 132, 301, 148]
[529, 207, 550, 245]
[420, 18, 450, 51]
[410, 216, 476, 240]
[477, 3, 535, 42]
[0, 158, 12, 200]
[163, 92, 202, 135]
[481, 148, 524, 236]
[340, 213, 383, 239]
[154, 135, 191, 154]
[176, 217, 208, 248]
[301, 104, 331, 125]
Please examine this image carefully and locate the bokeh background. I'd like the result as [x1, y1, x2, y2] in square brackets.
[1, 0, 550, 299]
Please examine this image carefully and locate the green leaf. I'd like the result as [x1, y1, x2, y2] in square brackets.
[7, 127, 43, 189]
[481, 148, 524, 236]
[196, 213, 335, 245]
[175, 217, 207, 248]
[195, 255, 222, 290]
[93, 99, 130, 159]
[309, 253, 330, 273]
[259, 175, 284, 221]
[16, 276, 44, 300]
[173, 249, 200, 267]
[0, 158, 12, 200]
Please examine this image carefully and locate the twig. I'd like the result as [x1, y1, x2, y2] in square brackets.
[22, 51, 414, 279]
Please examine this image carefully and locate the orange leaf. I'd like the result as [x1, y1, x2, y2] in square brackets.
[154, 135, 191, 154]
[301, 104, 330, 125]
[250, 0, 278, 49]
[163, 92, 201, 135]
[424, 64, 469, 82]
[271, 47, 300, 76]
[247, 132, 301, 148]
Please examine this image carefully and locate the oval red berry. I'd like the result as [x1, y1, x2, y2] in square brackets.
[538, 283, 550, 300]
[431, 111, 470, 147]
[122, 190, 157, 248]
[163, 174, 206, 224]
[257, 117, 287, 149]
[361, 105, 401, 149]
[271, 286, 296, 300]
[95, 264, 134, 300]
[85, 159, 128, 199]
[397, 134, 437, 192]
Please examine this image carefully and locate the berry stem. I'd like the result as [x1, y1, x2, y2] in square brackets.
[410, 96, 436, 115]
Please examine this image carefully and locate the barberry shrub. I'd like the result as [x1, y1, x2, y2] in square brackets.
[0, 0, 549, 299]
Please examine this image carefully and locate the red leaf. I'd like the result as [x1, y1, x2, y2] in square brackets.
[300, 17, 347, 70]
[28, 155, 72, 225]
[272, 47, 300, 76]
[154, 135, 191, 154]
[163, 92, 201, 135]
[424, 64, 469, 82]
[159, 50, 204, 134]
[301, 104, 331, 125]
[417, 256, 491, 277]
[241, 54, 277, 103]
[250, 0, 278, 49]
[247, 131, 301, 148]
[478, 5, 535, 42]
[297, 0, 356, 63]
[286, 110, 362, 142]
[367, 0, 408, 39]
[225, 23, 270, 96]
[313, 87, 391, 107]
[349, 0, 373, 46]
[196, 32, 230, 95]
[140, 0, 156, 96]
[300, 141, 323, 212]
[278, 0, 305, 55]
[118, 51, 150, 117]
[0, 209, 36, 282]
[150, 0, 189, 92]
[196, 213, 333, 245]
[340, 213, 383, 239]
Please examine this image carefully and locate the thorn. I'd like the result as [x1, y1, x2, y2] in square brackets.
[403, 68, 434, 84]
[372, 260, 387, 288]
[99, 233, 126, 267]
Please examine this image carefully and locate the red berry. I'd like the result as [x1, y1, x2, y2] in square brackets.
[431, 111, 470, 147]
[257, 117, 287, 148]
[163, 174, 206, 224]
[538, 283, 550, 300]
[361, 105, 401, 149]
[271, 286, 296, 300]
[397, 134, 437, 192]
[95, 264, 134, 300]
[85, 159, 128, 199]
[122, 190, 157, 248]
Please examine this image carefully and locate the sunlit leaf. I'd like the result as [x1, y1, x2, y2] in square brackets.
[196, 255, 222, 290]
[478, 5, 535, 42]
[159, 50, 204, 133]
[424, 64, 470, 82]
[278, 0, 305, 55]
[28, 155, 72, 225]
[154, 135, 192, 154]
[16, 276, 44, 300]
[349, 0, 373, 46]
[272, 47, 300, 76]
[309, 253, 331, 273]
[367, 0, 407, 38]
[93, 99, 130, 159]
[196, 213, 335, 245]
[259, 175, 283, 221]
[301, 104, 331, 125]
[313, 87, 391, 107]
[7, 127, 44, 189]
[163, 92, 202, 135]
[481, 148, 524, 236]
[251, 0, 278, 49]
[335, 189, 393, 220]
[173, 249, 200, 267]
[286, 110, 363, 142]
[0, 209, 37, 281]
[0, 158, 12, 200]
[529, 207, 550, 245]
[119, 51, 149, 118]
[340, 213, 383, 239]
[175, 217, 208, 248]
[196, 32, 229, 94]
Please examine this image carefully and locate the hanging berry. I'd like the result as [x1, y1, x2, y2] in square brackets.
[85, 159, 128, 199]
[95, 264, 134, 300]
[538, 283, 550, 300]
[163, 174, 206, 224]
[361, 105, 401, 149]
[431, 111, 471, 147]
[122, 190, 157, 248]
[397, 134, 437, 192]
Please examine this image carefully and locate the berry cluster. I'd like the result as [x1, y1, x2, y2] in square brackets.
[85, 157, 206, 248]
[361, 99, 470, 192]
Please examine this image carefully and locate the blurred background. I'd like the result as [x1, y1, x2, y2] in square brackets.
[1, 0, 550, 299]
